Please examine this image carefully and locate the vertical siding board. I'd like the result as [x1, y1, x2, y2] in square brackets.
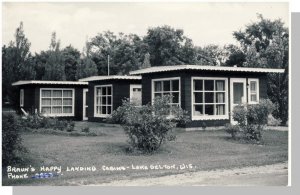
[259, 75, 268, 99]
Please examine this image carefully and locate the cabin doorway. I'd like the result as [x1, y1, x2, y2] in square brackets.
[230, 78, 247, 124]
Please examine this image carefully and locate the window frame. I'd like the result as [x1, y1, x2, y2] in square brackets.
[248, 78, 260, 104]
[39, 88, 75, 117]
[191, 77, 229, 120]
[94, 84, 113, 118]
[20, 89, 24, 107]
[151, 77, 181, 106]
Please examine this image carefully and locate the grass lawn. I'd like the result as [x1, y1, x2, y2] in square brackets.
[2, 122, 288, 186]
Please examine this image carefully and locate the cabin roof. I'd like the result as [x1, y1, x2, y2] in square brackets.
[78, 75, 141, 82]
[12, 80, 88, 86]
[130, 65, 285, 75]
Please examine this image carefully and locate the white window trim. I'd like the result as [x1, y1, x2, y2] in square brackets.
[94, 84, 113, 118]
[248, 78, 260, 104]
[151, 77, 181, 106]
[191, 77, 229, 121]
[83, 89, 88, 120]
[20, 89, 24, 107]
[39, 88, 75, 117]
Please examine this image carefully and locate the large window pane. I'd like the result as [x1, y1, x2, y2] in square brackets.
[63, 106, 72, 114]
[163, 81, 170, 91]
[63, 99, 72, 105]
[194, 105, 203, 116]
[216, 80, 225, 91]
[194, 92, 203, 103]
[42, 98, 51, 105]
[102, 87, 107, 95]
[194, 80, 203, 91]
[53, 90, 62, 97]
[205, 80, 214, 91]
[205, 105, 214, 115]
[41, 107, 51, 114]
[205, 92, 214, 103]
[172, 92, 179, 103]
[172, 80, 179, 91]
[216, 105, 225, 115]
[52, 98, 62, 106]
[154, 93, 162, 98]
[63, 90, 72, 97]
[42, 90, 51, 97]
[233, 83, 244, 104]
[52, 107, 62, 114]
[216, 92, 225, 103]
[107, 87, 112, 95]
[154, 81, 162, 92]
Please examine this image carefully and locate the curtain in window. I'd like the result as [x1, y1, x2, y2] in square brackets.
[216, 80, 225, 91]
[42, 90, 51, 97]
[53, 90, 62, 97]
[63, 90, 72, 97]
[216, 105, 225, 115]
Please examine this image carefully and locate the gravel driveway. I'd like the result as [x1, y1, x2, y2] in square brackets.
[95, 162, 288, 186]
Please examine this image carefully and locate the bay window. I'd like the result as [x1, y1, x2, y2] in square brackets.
[192, 77, 228, 120]
[95, 85, 113, 117]
[40, 88, 74, 116]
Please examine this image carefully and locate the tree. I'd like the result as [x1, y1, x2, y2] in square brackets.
[76, 41, 98, 79]
[89, 31, 147, 75]
[143, 25, 197, 66]
[76, 57, 98, 80]
[141, 52, 151, 68]
[42, 32, 66, 81]
[62, 45, 81, 81]
[195, 44, 227, 66]
[233, 14, 289, 124]
[2, 22, 35, 105]
[224, 44, 246, 67]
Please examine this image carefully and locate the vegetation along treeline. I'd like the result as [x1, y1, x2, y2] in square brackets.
[2, 14, 289, 125]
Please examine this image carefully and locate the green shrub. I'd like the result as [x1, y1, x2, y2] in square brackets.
[81, 126, 90, 133]
[109, 96, 190, 153]
[224, 123, 240, 139]
[231, 99, 275, 141]
[2, 113, 26, 166]
[21, 113, 75, 132]
[66, 121, 75, 132]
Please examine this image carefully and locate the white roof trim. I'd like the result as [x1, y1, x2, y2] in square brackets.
[12, 80, 88, 86]
[130, 65, 285, 75]
[78, 75, 141, 82]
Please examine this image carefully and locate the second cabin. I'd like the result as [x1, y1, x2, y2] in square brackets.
[79, 75, 142, 122]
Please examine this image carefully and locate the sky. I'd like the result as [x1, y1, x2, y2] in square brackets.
[2, 2, 289, 53]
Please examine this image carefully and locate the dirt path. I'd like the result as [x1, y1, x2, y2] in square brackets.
[94, 162, 288, 186]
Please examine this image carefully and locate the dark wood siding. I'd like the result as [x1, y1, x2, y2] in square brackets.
[259, 75, 268, 99]
[88, 79, 141, 122]
[16, 84, 87, 120]
[141, 70, 269, 128]
[22, 86, 37, 114]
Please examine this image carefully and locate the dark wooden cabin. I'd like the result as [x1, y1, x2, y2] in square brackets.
[130, 65, 285, 130]
[12, 80, 88, 121]
[79, 76, 142, 122]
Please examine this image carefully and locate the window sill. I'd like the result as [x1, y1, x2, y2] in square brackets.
[192, 116, 229, 121]
[94, 114, 111, 118]
[41, 114, 75, 117]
